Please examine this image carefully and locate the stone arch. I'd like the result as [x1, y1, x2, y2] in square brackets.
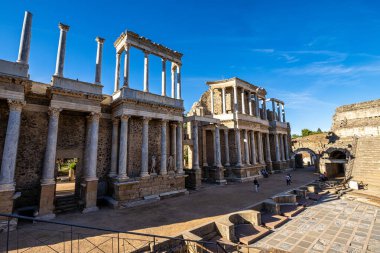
[323, 147, 350, 160]
[292, 148, 319, 169]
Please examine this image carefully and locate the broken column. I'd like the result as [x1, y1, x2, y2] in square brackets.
[94, 37, 105, 84]
[54, 23, 70, 77]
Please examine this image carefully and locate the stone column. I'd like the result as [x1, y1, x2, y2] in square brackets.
[54, 23, 70, 77]
[114, 52, 121, 92]
[235, 129, 242, 167]
[109, 118, 119, 177]
[176, 65, 181, 99]
[117, 115, 129, 180]
[257, 132, 265, 164]
[123, 44, 130, 87]
[171, 63, 176, 98]
[271, 100, 276, 120]
[265, 133, 272, 163]
[210, 88, 214, 115]
[250, 131, 257, 165]
[263, 100, 267, 120]
[160, 120, 168, 174]
[202, 128, 208, 166]
[280, 134, 286, 161]
[94, 37, 105, 84]
[222, 87, 226, 114]
[244, 130, 250, 165]
[223, 129, 230, 166]
[84, 112, 101, 181]
[248, 92, 253, 116]
[284, 134, 290, 160]
[171, 123, 177, 170]
[161, 59, 166, 96]
[17, 11, 32, 64]
[192, 121, 200, 170]
[255, 94, 260, 117]
[233, 86, 238, 113]
[274, 133, 281, 162]
[176, 122, 184, 174]
[140, 117, 150, 177]
[282, 104, 286, 122]
[143, 51, 149, 92]
[0, 100, 24, 190]
[214, 125, 222, 168]
[241, 89, 246, 114]
[212, 129, 216, 166]
[277, 103, 281, 122]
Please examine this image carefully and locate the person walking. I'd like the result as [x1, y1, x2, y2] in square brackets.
[253, 178, 260, 192]
[286, 174, 291, 186]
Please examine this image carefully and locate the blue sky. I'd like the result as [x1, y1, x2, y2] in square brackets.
[1, 0, 380, 134]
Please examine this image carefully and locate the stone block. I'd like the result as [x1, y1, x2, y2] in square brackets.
[38, 183, 55, 218]
[82, 179, 98, 213]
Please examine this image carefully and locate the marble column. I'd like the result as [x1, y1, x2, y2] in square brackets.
[54, 23, 70, 77]
[282, 104, 286, 122]
[271, 100, 276, 120]
[263, 100, 267, 120]
[212, 129, 216, 166]
[84, 112, 101, 181]
[114, 52, 121, 92]
[171, 63, 176, 98]
[274, 133, 281, 162]
[192, 121, 200, 170]
[241, 89, 246, 114]
[223, 129, 230, 166]
[214, 125, 222, 168]
[250, 131, 257, 165]
[117, 115, 129, 180]
[202, 128, 208, 166]
[284, 134, 290, 160]
[257, 132, 265, 164]
[244, 130, 250, 165]
[265, 133, 272, 163]
[109, 118, 119, 177]
[210, 88, 214, 115]
[248, 92, 253, 116]
[94, 37, 105, 84]
[0, 100, 24, 190]
[176, 65, 181, 99]
[255, 93, 260, 117]
[277, 103, 282, 122]
[160, 120, 168, 174]
[280, 134, 286, 161]
[141, 117, 150, 177]
[17, 11, 32, 64]
[233, 86, 238, 113]
[222, 87, 226, 114]
[235, 129, 242, 167]
[161, 59, 166, 96]
[123, 44, 130, 87]
[143, 51, 149, 92]
[171, 123, 177, 170]
[176, 122, 184, 174]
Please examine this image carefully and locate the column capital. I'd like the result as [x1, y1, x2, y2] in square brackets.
[161, 58, 167, 63]
[124, 43, 131, 51]
[223, 128, 229, 134]
[88, 112, 101, 122]
[120, 114, 129, 121]
[7, 99, 25, 111]
[142, 117, 151, 124]
[192, 120, 199, 127]
[112, 118, 120, 125]
[58, 22, 70, 31]
[47, 107, 61, 118]
[95, 37, 105, 44]
[143, 50, 150, 57]
[170, 122, 177, 128]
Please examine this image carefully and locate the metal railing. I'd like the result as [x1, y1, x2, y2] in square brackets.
[0, 213, 230, 253]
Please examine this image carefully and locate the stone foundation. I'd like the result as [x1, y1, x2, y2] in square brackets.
[202, 166, 226, 184]
[82, 179, 99, 213]
[38, 183, 56, 219]
[272, 161, 290, 172]
[184, 169, 202, 190]
[0, 189, 14, 217]
[226, 165, 265, 182]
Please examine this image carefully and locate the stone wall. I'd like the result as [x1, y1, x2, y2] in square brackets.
[0, 100, 8, 169]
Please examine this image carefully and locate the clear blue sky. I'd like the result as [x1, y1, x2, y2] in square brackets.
[1, 0, 380, 134]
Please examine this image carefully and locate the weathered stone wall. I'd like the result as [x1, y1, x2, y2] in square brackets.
[0, 100, 8, 169]
[228, 130, 237, 165]
[213, 89, 222, 115]
[97, 118, 112, 179]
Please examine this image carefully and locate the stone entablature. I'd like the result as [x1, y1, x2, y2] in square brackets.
[206, 77, 267, 97]
[0, 60, 29, 79]
[52, 76, 103, 95]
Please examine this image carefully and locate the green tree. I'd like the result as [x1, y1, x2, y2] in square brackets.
[301, 128, 313, 137]
[316, 128, 322, 133]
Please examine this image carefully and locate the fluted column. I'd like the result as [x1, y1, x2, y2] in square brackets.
[161, 59, 167, 96]
[17, 11, 32, 64]
[117, 115, 129, 180]
[222, 87, 226, 114]
[109, 118, 119, 177]
[123, 44, 130, 87]
[54, 23, 70, 77]
[202, 128, 208, 166]
[265, 133, 272, 163]
[94, 37, 105, 84]
[274, 133, 281, 162]
[114, 52, 121, 92]
[176, 122, 184, 174]
[0, 100, 24, 190]
[255, 93, 260, 117]
[248, 92, 253, 116]
[244, 130, 250, 165]
[263, 100, 267, 120]
[233, 86, 238, 113]
[171, 63, 176, 98]
[84, 112, 101, 181]
[235, 129, 242, 167]
[241, 89, 246, 114]
[143, 52, 149, 92]
[171, 123, 177, 170]
[280, 134, 286, 161]
[141, 117, 151, 177]
[284, 134, 289, 160]
[160, 120, 168, 174]
[272, 100, 276, 120]
[210, 88, 214, 115]
[257, 132, 265, 164]
[192, 121, 200, 170]
[176, 65, 181, 99]
[224, 129, 230, 166]
[250, 131, 257, 165]
[277, 103, 281, 122]
[282, 104, 286, 122]
[214, 125, 222, 168]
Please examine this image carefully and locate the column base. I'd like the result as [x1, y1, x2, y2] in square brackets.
[224, 163, 230, 167]
[38, 183, 56, 217]
[266, 161, 273, 172]
[184, 169, 202, 190]
[0, 183, 15, 192]
[82, 206, 99, 214]
[0, 188, 15, 216]
[140, 172, 150, 178]
[82, 179, 98, 212]
[37, 213, 56, 220]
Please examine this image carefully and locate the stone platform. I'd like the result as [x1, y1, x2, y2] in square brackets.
[226, 164, 266, 182]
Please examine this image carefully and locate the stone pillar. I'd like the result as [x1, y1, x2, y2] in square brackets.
[171, 63, 176, 98]
[117, 115, 129, 180]
[192, 121, 200, 170]
[223, 129, 230, 166]
[257, 132, 265, 164]
[241, 89, 246, 114]
[123, 44, 130, 87]
[284, 134, 290, 160]
[54, 23, 70, 77]
[233, 86, 238, 113]
[160, 120, 168, 175]
[244, 130, 250, 165]
[143, 51, 149, 92]
[277, 103, 281, 122]
[140, 117, 150, 177]
[280, 134, 286, 161]
[0, 100, 24, 190]
[222, 87, 226, 114]
[114, 52, 121, 92]
[94, 37, 105, 84]
[265, 133, 272, 163]
[109, 118, 119, 177]
[176, 65, 181, 99]
[263, 100, 267, 120]
[17, 11, 32, 64]
[235, 129, 242, 167]
[214, 125, 222, 168]
[210, 88, 214, 115]
[171, 123, 177, 170]
[248, 92, 253, 116]
[275, 133, 281, 162]
[250, 131, 257, 165]
[176, 122, 184, 174]
[271, 100, 276, 120]
[161, 59, 166, 96]
[202, 128, 208, 166]
[282, 104, 286, 122]
[212, 130, 216, 166]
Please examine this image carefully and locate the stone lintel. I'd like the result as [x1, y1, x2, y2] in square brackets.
[52, 76, 103, 95]
[50, 99, 101, 113]
[184, 115, 220, 124]
[206, 77, 267, 97]
[112, 107, 183, 122]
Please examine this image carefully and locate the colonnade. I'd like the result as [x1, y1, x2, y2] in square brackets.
[109, 117, 184, 179]
[269, 99, 286, 122]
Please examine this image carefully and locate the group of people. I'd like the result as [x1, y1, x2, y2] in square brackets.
[253, 172, 293, 192]
[319, 172, 328, 182]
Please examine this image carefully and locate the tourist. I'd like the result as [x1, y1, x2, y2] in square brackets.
[286, 174, 291, 186]
[253, 178, 260, 192]
[261, 169, 269, 178]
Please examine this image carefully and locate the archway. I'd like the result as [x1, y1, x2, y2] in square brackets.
[292, 148, 319, 169]
[320, 148, 349, 178]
